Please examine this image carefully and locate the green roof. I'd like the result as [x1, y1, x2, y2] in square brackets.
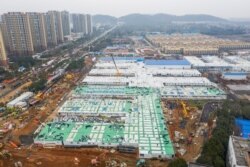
[35, 86, 175, 156]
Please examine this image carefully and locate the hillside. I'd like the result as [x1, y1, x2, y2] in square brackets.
[119, 13, 227, 25]
[92, 14, 117, 25]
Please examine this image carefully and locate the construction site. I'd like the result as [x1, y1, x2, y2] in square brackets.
[29, 56, 226, 166]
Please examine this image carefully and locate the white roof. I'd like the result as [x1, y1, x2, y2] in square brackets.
[185, 56, 231, 67]
[223, 56, 250, 71]
[91, 64, 200, 77]
[7, 92, 34, 107]
[94, 62, 136, 69]
[154, 77, 212, 86]
[82, 76, 213, 87]
[84, 61, 213, 87]
[83, 76, 131, 84]
[89, 68, 135, 75]
[150, 68, 201, 76]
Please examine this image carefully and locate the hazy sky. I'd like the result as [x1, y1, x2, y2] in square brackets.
[0, 0, 249, 18]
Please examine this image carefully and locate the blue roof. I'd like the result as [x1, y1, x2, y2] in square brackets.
[100, 57, 144, 62]
[235, 118, 250, 138]
[223, 72, 247, 76]
[144, 59, 190, 66]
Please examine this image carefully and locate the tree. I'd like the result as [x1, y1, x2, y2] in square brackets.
[196, 100, 244, 167]
[29, 78, 46, 92]
[66, 58, 85, 71]
[213, 156, 225, 167]
[197, 155, 213, 166]
[168, 158, 187, 167]
[9, 56, 40, 69]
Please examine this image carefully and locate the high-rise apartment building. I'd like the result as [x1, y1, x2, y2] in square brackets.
[44, 12, 57, 46]
[28, 12, 47, 52]
[61, 11, 70, 36]
[0, 27, 7, 66]
[45, 11, 64, 47]
[0, 11, 92, 56]
[0, 22, 10, 53]
[72, 14, 87, 34]
[71, 14, 80, 33]
[52, 11, 64, 43]
[86, 14, 93, 34]
[1, 12, 34, 56]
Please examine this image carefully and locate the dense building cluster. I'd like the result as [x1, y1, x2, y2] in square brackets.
[0, 11, 93, 64]
[146, 34, 250, 55]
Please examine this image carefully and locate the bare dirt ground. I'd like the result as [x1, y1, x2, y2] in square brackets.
[1, 146, 138, 167]
[162, 100, 207, 162]
[1, 145, 171, 167]
[0, 61, 173, 167]
[0, 81, 32, 103]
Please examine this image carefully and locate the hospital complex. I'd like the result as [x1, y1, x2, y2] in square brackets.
[33, 56, 230, 159]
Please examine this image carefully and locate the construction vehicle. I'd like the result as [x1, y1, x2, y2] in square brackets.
[136, 159, 146, 167]
[0, 150, 12, 159]
[180, 101, 188, 118]
[176, 100, 188, 118]
[9, 141, 18, 148]
[64, 73, 73, 81]
[35, 92, 44, 101]
[91, 150, 108, 166]
[29, 91, 45, 105]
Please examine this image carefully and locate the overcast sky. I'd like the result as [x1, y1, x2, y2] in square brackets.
[0, 0, 249, 18]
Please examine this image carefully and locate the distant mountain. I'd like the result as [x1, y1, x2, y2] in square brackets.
[92, 15, 117, 25]
[119, 13, 227, 25]
[230, 18, 250, 22]
[92, 13, 228, 26]
[177, 14, 227, 22]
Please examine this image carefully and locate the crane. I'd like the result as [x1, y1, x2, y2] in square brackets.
[111, 55, 121, 77]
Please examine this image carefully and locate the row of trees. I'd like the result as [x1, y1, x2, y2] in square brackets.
[0, 67, 14, 82]
[168, 158, 187, 167]
[66, 57, 85, 71]
[9, 56, 41, 70]
[29, 77, 47, 93]
[197, 106, 234, 167]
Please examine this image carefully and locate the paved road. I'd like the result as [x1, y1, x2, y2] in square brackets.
[82, 24, 119, 48]
[200, 102, 220, 122]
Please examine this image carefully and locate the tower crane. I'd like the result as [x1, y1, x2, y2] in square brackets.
[111, 54, 121, 77]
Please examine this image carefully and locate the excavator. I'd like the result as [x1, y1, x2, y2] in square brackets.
[176, 99, 188, 118]
[180, 101, 188, 118]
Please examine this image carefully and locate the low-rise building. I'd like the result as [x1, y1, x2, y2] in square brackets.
[7, 92, 34, 109]
[222, 72, 248, 81]
[227, 136, 250, 167]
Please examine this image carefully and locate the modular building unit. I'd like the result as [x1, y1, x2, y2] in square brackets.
[144, 59, 191, 69]
[222, 72, 247, 80]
